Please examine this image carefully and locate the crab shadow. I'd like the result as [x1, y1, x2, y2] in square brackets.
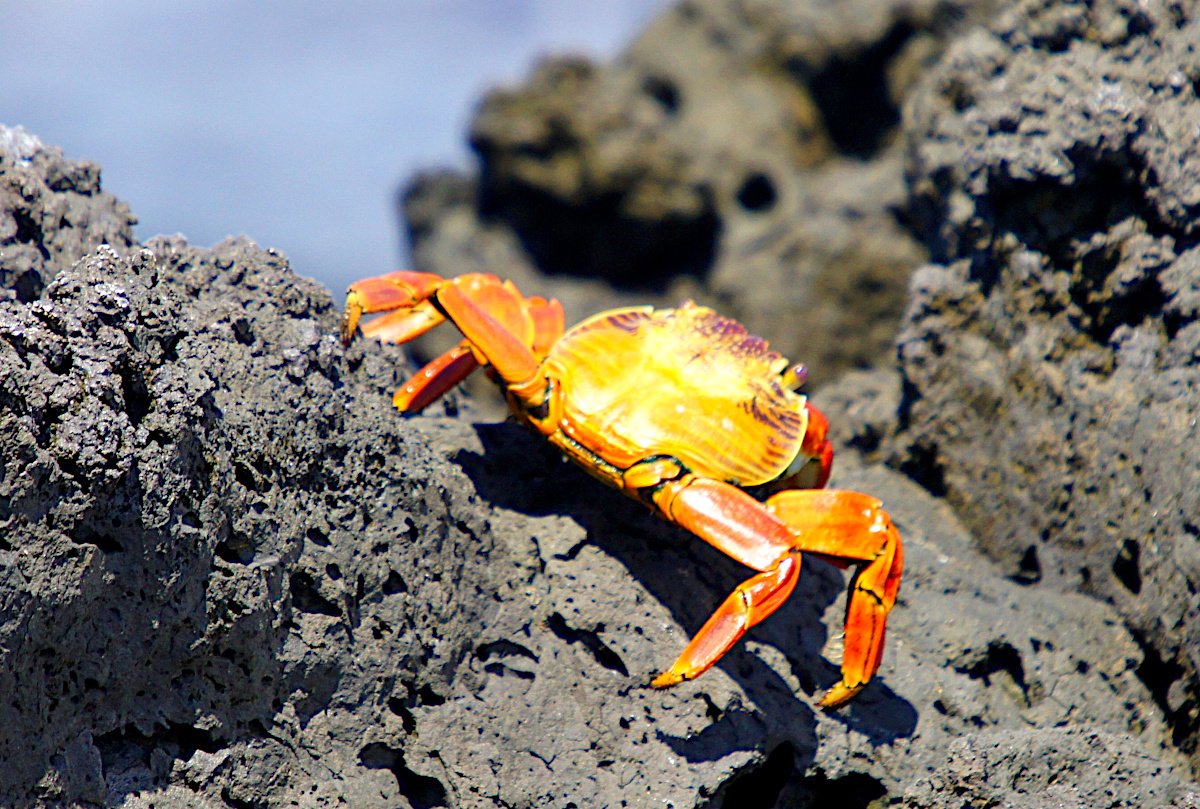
[455, 420, 917, 757]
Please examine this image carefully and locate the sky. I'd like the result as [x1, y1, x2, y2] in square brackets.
[2, 0, 668, 294]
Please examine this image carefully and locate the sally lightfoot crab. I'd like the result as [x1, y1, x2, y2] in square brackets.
[342, 271, 902, 708]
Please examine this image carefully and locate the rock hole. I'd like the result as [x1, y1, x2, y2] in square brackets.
[898, 437, 947, 496]
[954, 640, 1040, 707]
[214, 535, 255, 565]
[382, 569, 408, 595]
[70, 526, 124, 554]
[716, 742, 793, 809]
[416, 684, 446, 706]
[387, 696, 417, 734]
[289, 571, 341, 616]
[1012, 544, 1042, 585]
[119, 366, 151, 427]
[14, 269, 44, 303]
[736, 173, 777, 212]
[546, 612, 629, 676]
[473, 168, 720, 292]
[233, 461, 259, 493]
[1132, 635, 1197, 748]
[956, 640, 1026, 687]
[643, 75, 681, 114]
[789, 21, 913, 158]
[163, 721, 223, 760]
[1112, 538, 1141, 594]
[12, 208, 49, 255]
[232, 317, 254, 345]
[476, 639, 538, 663]
[805, 770, 889, 808]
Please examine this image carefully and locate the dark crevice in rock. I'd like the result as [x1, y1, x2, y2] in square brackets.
[474, 179, 721, 292]
[1112, 538, 1142, 595]
[643, 74, 681, 115]
[11, 208, 50, 259]
[1011, 544, 1042, 585]
[954, 641, 1037, 707]
[70, 525, 124, 554]
[787, 21, 914, 159]
[387, 696, 416, 735]
[716, 741, 793, 809]
[735, 173, 777, 213]
[546, 612, 629, 677]
[359, 743, 449, 809]
[163, 721, 224, 759]
[214, 535, 255, 565]
[14, 269, 44, 303]
[895, 436, 947, 497]
[289, 571, 341, 617]
[1134, 635, 1198, 752]
[804, 770, 889, 808]
[381, 569, 408, 595]
[476, 639, 538, 664]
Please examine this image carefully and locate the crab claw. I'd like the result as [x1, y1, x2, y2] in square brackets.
[341, 271, 449, 346]
[341, 271, 565, 413]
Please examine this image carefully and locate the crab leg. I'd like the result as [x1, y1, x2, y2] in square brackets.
[435, 283, 543, 393]
[647, 476, 803, 687]
[343, 271, 564, 413]
[394, 341, 480, 413]
[766, 489, 903, 708]
[646, 475, 902, 708]
[361, 301, 445, 345]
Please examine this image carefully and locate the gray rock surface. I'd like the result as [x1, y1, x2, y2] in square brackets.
[0, 125, 136, 301]
[833, 0, 1200, 774]
[6, 0, 1200, 806]
[1, 234, 1194, 806]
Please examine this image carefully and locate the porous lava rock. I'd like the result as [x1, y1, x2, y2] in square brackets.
[10, 0, 1200, 805]
[0, 125, 136, 302]
[819, 0, 1200, 774]
[2, 120, 1199, 808]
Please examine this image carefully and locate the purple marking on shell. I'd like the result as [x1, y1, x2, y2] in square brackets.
[606, 312, 644, 333]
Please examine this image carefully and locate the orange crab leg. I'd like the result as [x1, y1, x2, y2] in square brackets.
[647, 476, 803, 688]
[343, 271, 563, 412]
[394, 341, 480, 413]
[528, 296, 566, 356]
[645, 475, 902, 708]
[359, 300, 445, 345]
[650, 554, 800, 689]
[436, 283, 542, 392]
[766, 489, 903, 708]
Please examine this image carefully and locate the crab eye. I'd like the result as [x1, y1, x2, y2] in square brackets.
[782, 364, 807, 391]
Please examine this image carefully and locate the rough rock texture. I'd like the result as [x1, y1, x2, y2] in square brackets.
[402, 0, 1002, 391]
[0, 126, 136, 301]
[2, 123, 1199, 808]
[2, 241, 1196, 807]
[820, 0, 1200, 773]
[8, 0, 1200, 806]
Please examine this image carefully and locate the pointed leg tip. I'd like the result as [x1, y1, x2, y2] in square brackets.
[340, 315, 359, 347]
[341, 291, 364, 346]
[650, 670, 685, 689]
[817, 680, 863, 710]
